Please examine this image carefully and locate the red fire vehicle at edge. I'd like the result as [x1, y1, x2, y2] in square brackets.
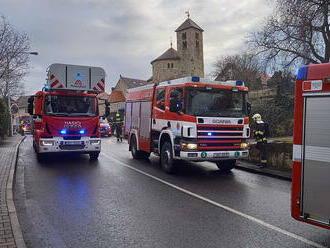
[292, 63, 330, 230]
[28, 63, 109, 161]
[125, 76, 250, 173]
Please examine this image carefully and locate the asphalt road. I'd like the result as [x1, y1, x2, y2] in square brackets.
[14, 136, 330, 248]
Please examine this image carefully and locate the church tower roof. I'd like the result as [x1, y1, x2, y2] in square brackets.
[175, 18, 204, 32]
[151, 48, 181, 64]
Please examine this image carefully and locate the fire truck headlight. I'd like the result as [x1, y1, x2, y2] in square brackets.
[90, 140, 101, 145]
[181, 142, 197, 150]
[187, 143, 197, 150]
[40, 140, 54, 146]
[240, 143, 249, 149]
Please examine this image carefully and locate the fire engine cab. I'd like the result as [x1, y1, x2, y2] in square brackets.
[28, 63, 109, 161]
[292, 63, 330, 229]
[125, 76, 250, 173]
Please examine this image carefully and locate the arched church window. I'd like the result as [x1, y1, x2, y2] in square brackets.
[183, 41, 187, 49]
[182, 32, 186, 40]
[168, 63, 170, 68]
[195, 32, 199, 39]
[196, 40, 199, 48]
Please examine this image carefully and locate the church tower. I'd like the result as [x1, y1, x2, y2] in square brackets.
[176, 15, 204, 78]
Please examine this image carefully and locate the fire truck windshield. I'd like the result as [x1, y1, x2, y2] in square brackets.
[185, 87, 247, 117]
[44, 95, 97, 117]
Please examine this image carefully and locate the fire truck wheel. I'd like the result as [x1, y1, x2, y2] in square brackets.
[160, 141, 176, 174]
[89, 152, 100, 160]
[215, 160, 236, 172]
[130, 135, 148, 159]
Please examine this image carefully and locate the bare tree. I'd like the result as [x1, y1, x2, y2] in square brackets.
[213, 53, 264, 89]
[249, 0, 330, 68]
[0, 15, 30, 98]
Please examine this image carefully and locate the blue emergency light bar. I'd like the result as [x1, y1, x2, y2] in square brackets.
[60, 129, 67, 135]
[207, 132, 212, 136]
[296, 65, 308, 80]
[192, 76, 200, 82]
[236, 80, 244, 86]
[79, 129, 86, 135]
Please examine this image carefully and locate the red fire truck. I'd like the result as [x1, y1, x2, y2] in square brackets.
[292, 63, 330, 230]
[28, 63, 109, 161]
[125, 76, 250, 173]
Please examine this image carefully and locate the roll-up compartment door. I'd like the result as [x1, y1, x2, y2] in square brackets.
[302, 96, 330, 225]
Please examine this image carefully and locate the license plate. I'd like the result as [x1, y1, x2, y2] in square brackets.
[213, 152, 229, 158]
[64, 141, 81, 145]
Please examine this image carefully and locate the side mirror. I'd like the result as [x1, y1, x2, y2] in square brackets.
[247, 102, 251, 115]
[27, 96, 34, 115]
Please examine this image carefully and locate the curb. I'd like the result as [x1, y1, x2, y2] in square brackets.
[6, 136, 26, 248]
[235, 162, 292, 181]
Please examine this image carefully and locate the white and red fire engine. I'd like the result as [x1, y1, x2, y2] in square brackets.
[292, 63, 330, 230]
[125, 76, 250, 173]
[28, 63, 109, 161]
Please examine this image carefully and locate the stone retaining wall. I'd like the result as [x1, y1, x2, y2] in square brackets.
[246, 142, 293, 170]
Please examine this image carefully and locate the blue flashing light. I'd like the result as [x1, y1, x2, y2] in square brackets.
[60, 129, 67, 135]
[44, 83, 51, 91]
[236, 80, 244, 86]
[192, 76, 200, 82]
[297, 65, 308, 80]
[207, 132, 212, 136]
[79, 129, 86, 135]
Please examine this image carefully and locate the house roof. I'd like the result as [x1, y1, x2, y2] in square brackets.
[97, 92, 109, 100]
[116, 76, 149, 89]
[108, 90, 125, 103]
[151, 48, 181, 64]
[175, 18, 204, 32]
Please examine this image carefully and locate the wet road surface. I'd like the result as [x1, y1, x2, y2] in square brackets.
[14, 136, 330, 248]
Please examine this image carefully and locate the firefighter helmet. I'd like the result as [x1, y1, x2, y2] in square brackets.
[252, 113, 262, 121]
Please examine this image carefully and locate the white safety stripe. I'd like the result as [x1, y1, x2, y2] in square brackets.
[101, 152, 326, 248]
[292, 145, 302, 162]
[305, 146, 330, 163]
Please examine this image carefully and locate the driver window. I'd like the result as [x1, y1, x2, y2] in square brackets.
[170, 88, 183, 113]
[156, 88, 165, 110]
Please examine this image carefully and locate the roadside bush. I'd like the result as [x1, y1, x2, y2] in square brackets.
[0, 98, 9, 138]
[250, 94, 294, 137]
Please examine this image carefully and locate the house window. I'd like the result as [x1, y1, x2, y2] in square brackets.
[183, 41, 187, 49]
[182, 32, 186, 40]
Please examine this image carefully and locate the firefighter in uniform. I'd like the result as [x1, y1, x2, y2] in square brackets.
[252, 113, 269, 168]
[114, 113, 122, 142]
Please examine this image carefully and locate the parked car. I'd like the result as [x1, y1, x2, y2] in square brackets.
[100, 117, 111, 137]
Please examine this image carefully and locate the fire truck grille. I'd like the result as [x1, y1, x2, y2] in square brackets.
[197, 124, 244, 150]
[59, 144, 84, 150]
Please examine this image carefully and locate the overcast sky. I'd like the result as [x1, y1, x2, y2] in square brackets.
[1, 0, 272, 95]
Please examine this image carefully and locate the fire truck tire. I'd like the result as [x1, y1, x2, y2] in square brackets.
[130, 135, 149, 159]
[215, 160, 236, 172]
[89, 152, 100, 160]
[160, 141, 176, 174]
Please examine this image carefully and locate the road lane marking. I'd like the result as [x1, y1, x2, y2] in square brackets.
[101, 153, 326, 248]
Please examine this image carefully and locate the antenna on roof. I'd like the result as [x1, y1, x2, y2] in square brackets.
[185, 10, 190, 19]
